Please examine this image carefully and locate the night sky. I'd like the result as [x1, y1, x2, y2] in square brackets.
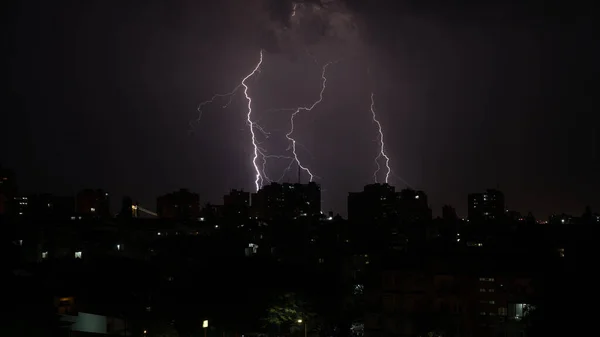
[3, 0, 598, 218]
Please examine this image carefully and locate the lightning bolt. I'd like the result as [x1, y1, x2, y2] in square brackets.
[241, 50, 265, 191]
[285, 60, 336, 182]
[189, 86, 241, 134]
[193, 50, 266, 191]
[262, 154, 295, 183]
[370, 92, 392, 184]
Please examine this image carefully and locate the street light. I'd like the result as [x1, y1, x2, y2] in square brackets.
[203, 320, 208, 337]
[297, 319, 306, 337]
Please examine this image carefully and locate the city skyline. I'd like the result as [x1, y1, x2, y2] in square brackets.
[3, 163, 598, 221]
[4, 0, 598, 219]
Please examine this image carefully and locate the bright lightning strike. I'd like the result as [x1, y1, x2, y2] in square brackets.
[241, 50, 265, 191]
[370, 92, 392, 184]
[194, 50, 266, 191]
[285, 61, 336, 182]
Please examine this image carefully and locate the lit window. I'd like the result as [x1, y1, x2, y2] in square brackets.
[488, 289, 495, 292]
[480, 289, 486, 292]
[74, 251, 82, 259]
[42, 251, 48, 259]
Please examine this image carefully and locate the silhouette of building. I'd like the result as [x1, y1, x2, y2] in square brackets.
[365, 256, 536, 337]
[23, 194, 75, 219]
[348, 183, 398, 222]
[397, 188, 432, 223]
[442, 205, 458, 222]
[549, 213, 575, 225]
[468, 189, 505, 221]
[13, 196, 29, 216]
[250, 182, 321, 220]
[118, 196, 134, 219]
[157, 188, 200, 220]
[348, 184, 431, 223]
[76, 189, 110, 217]
[0, 165, 17, 215]
[223, 189, 250, 219]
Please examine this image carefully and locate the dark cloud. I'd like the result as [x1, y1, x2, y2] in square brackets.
[265, 0, 295, 28]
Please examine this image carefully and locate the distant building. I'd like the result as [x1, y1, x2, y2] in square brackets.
[365, 257, 536, 337]
[157, 189, 200, 220]
[0, 166, 17, 215]
[397, 188, 432, 223]
[18, 194, 75, 219]
[468, 189, 505, 221]
[200, 203, 223, 221]
[549, 213, 575, 225]
[223, 189, 250, 219]
[119, 196, 134, 219]
[348, 183, 398, 222]
[76, 189, 110, 217]
[251, 182, 321, 220]
[348, 184, 431, 223]
[13, 196, 29, 216]
[442, 205, 458, 222]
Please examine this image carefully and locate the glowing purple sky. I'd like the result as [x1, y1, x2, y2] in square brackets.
[4, 0, 598, 218]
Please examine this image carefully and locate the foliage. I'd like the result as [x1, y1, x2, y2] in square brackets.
[264, 293, 314, 326]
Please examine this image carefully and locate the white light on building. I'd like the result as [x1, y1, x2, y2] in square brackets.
[74, 251, 82, 259]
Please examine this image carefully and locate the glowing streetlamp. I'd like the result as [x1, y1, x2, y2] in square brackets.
[297, 319, 306, 337]
[203, 320, 208, 337]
